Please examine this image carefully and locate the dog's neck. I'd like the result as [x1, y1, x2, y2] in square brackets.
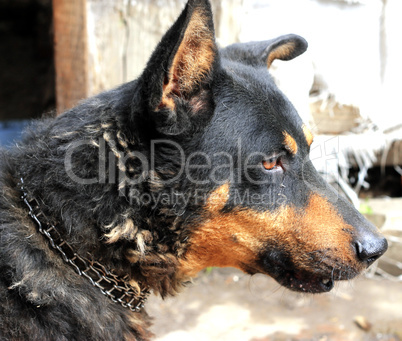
[13, 112, 192, 299]
[19, 177, 151, 312]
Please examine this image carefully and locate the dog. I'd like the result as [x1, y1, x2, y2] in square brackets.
[0, 0, 388, 340]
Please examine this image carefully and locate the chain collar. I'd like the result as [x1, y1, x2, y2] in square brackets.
[19, 177, 150, 312]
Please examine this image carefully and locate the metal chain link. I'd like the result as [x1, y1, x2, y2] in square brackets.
[19, 178, 150, 312]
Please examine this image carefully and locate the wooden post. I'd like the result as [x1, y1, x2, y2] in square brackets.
[51, 0, 242, 114]
[52, 0, 88, 114]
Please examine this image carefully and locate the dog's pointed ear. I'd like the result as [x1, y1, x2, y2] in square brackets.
[140, 0, 217, 134]
[221, 34, 307, 69]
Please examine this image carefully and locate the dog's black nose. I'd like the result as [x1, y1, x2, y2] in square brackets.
[354, 234, 388, 265]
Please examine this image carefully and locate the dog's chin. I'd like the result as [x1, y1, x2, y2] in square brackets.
[273, 271, 335, 293]
[270, 266, 363, 294]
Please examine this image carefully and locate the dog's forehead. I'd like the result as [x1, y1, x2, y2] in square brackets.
[212, 61, 306, 151]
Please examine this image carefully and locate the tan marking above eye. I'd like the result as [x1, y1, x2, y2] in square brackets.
[302, 124, 314, 146]
[283, 131, 298, 154]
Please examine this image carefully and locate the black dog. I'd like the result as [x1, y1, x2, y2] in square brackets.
[0, 0, 387, 340]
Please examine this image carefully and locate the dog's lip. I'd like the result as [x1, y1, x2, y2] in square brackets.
[261, 268, 335, 294]
[271, 266, 363, 293]
[264, 266, 337, 293]
[242, 263, 335, 293]
[284, 273, 334, 293]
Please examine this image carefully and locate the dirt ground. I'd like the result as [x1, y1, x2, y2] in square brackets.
[146, 268, 402, 341]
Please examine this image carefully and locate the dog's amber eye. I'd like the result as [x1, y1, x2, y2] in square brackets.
[262, 158, 278, 170]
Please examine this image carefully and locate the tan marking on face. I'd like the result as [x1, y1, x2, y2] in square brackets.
[206, 182, 230, 211]
[179, 190, 362, 278]
[283, 131, 298, 154]
[267, 41, 296, 68]
[302, 124, 314, 146]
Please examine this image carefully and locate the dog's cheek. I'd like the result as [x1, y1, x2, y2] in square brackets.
[178, 183, 264, 276]
[178, 214, 264, 277]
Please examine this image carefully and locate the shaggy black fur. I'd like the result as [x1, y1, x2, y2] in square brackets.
[0, 0, 387, 340]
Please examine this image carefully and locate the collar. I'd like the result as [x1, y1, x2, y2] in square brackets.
[19, 177, 150, 312]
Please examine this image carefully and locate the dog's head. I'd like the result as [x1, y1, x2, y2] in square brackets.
[113, 0, 387, 293]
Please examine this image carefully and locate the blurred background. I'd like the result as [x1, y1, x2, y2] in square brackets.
[0, 0, 401, 340]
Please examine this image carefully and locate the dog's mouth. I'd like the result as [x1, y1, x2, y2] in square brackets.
[243, 263, 337, 294]
[274, 270, 335, 293]
[265, 263, 360, 294]
[265, 266, 360, 294]
[248, 250, 360, 294]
